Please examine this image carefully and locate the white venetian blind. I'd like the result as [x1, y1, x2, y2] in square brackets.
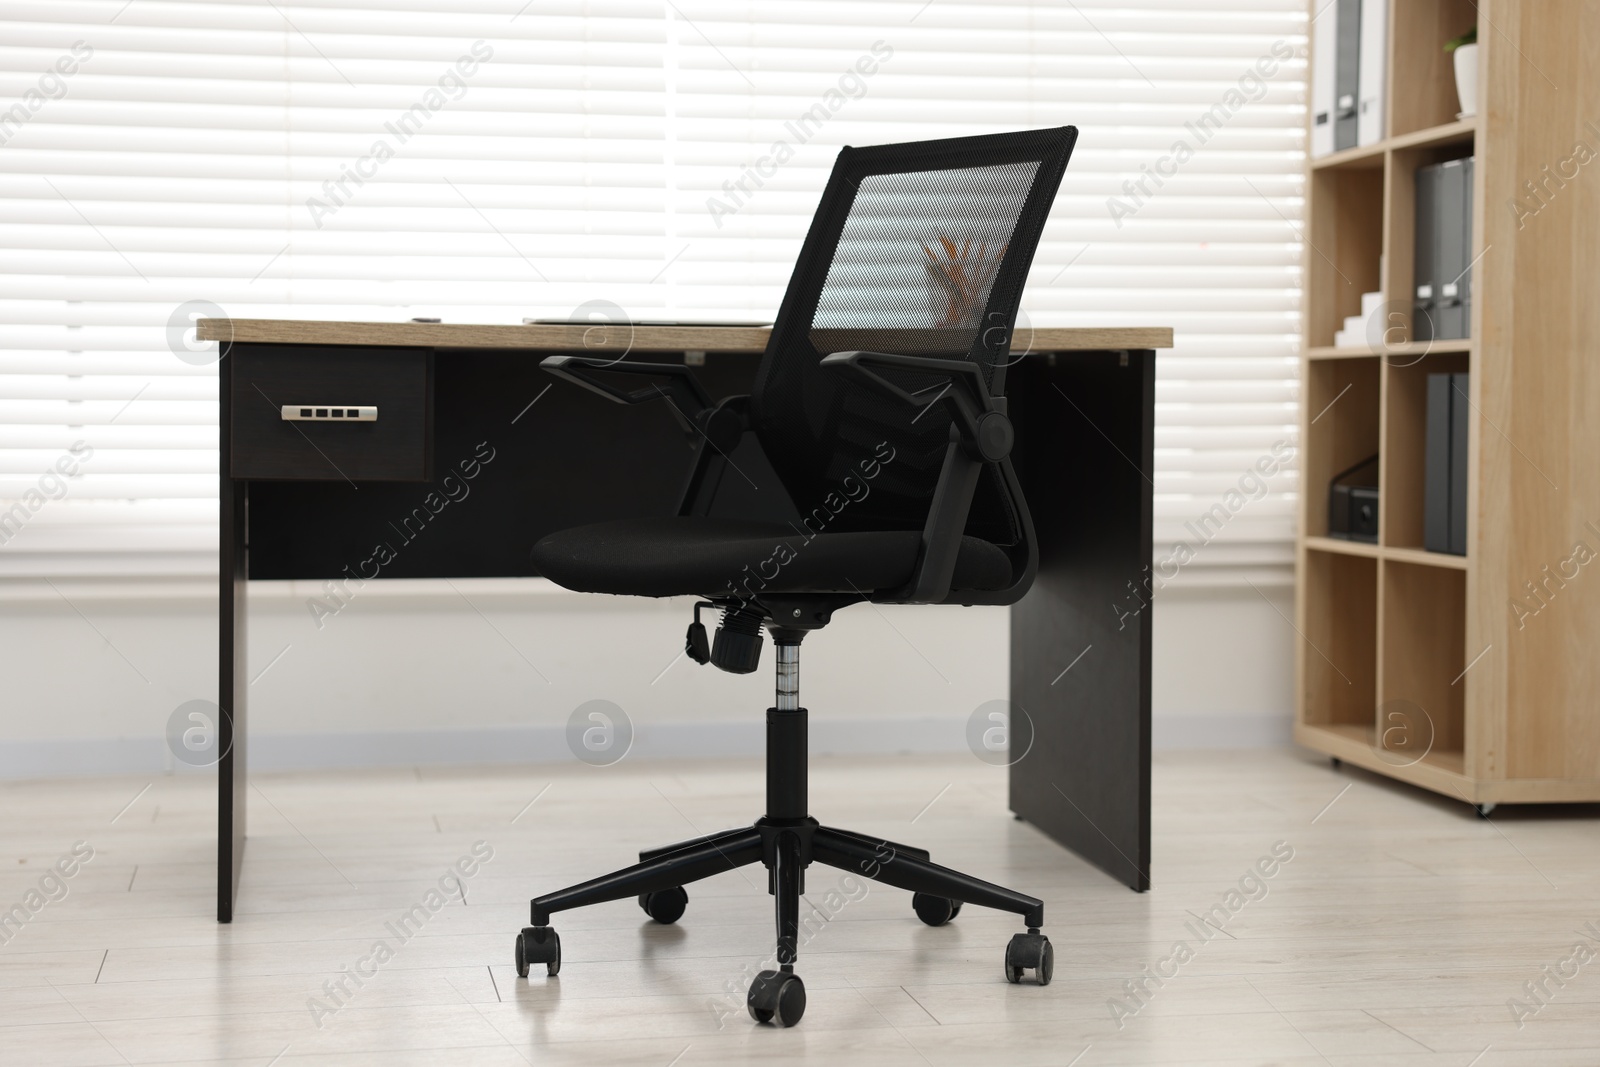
[0, 0, 1303, 582]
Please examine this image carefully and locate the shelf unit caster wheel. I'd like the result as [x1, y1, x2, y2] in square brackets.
[1004, 931, 1053, 986]
[1475, 803, 1496, 819]
[637, 886, 688, 924]
[747, 969, 806, 1026]
[1330, 756, 1342, 771]
[912, 893, 962, 926]
[515, 926, 560, 978]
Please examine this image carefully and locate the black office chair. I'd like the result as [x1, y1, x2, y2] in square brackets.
[517, 127, 1078, 1026]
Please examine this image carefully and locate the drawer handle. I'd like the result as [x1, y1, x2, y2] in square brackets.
[281, 405, 377, 422]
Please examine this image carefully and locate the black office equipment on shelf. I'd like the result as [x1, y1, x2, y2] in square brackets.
[1426, 372, 1470, 555]
[1414, 156, 1474, 343]
[1459, 156, 1475, 339]
[1328, 454, 1379, 542]
[1333, 0, 1363, 151]
[1435, 159, 1468, 339]
[1413, 162, 1437, 342]
[1426, 374, 1451, 551]
[1450, 371, 1469, 555]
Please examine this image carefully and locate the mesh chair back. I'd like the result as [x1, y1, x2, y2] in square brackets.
[750, 128, 1076, 551]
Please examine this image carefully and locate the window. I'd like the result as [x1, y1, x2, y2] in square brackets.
[0, 1, 1302, 581]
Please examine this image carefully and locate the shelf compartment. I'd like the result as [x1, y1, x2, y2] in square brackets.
[1311, 143, 1387, 174]
[1296, 720, 1376, 754]
[1305, 535, 1381, 560]
[1311, 118, 1477, 172]
[1306, 166, 1384, 349]
[1385, 544, 1468, 570]
[1420, 747, 1466, 775]
[1380, 560, 1467, 768]
[1388, 118, 1477, 155]
[1389, 0, 1478, 137]
[1295, 719, 1474, 798]
[1305, 357, 1380, 541]
[1381, 350, 1470, 551]
[1307, 347, 1380, 361]
[1303, 537, 1469, 571]
[1301, 548, 1378, 732]
[1307, 339, 1470, 361]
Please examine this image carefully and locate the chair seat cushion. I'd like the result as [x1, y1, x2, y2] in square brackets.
[530, 516, 1011, 599]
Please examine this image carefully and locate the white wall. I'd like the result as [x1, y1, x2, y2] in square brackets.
[0, 577, 1294, 777]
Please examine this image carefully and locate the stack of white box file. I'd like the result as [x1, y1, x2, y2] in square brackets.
[1331, 290, 1386, 350]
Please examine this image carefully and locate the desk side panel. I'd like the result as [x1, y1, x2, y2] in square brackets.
[1008, 350, 1154, 892]
[219, 351, 248, 922]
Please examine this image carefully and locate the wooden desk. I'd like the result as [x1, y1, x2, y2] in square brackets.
[198, 318, 1171, 921]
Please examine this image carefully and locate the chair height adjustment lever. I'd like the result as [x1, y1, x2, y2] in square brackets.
[685, 601, 713, 666]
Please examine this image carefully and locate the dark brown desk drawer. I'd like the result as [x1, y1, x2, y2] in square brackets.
[230, 345, 432, 481]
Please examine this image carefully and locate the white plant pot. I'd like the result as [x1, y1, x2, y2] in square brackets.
[1453, 43, 1479, 118]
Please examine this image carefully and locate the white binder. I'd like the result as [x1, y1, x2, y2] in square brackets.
[1357, 0, 1388, 146]
[1311, 3, 1337, 158]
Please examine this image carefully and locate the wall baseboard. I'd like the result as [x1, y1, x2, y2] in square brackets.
[1152, 712, 1293, 749]
[0, 712, 1291, 779]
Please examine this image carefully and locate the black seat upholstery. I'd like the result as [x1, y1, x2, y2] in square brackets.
[532, 516, 1012, 598]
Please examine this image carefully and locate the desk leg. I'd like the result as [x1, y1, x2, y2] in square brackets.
[218, 373, 248, 922]
[1009, 349, 1153, 892]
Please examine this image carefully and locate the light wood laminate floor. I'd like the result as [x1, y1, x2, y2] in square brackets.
[3, 748, 1599, 1066]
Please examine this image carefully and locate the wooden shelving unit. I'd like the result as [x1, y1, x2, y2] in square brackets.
[1294, 0, 1600, 808]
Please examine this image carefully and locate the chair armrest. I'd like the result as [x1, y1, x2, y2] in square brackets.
[540, 355, 713, 434]
[542, 355, 754, 515]
[820, 350, 1015, 604]
[818, 350, 1013, 462]
[674, 395, 755, 517]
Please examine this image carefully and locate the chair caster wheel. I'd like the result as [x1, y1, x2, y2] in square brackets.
[747, 968, 806, 1026]
[515, 926, 560, 978]
[637, 886, 688, 924]
[1004, 931, 1053, 986]
[912, 892, 962, 926]
[1475, 803, 1496, 819]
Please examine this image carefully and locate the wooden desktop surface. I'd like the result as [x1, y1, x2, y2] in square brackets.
[198, 318, 1173, 353]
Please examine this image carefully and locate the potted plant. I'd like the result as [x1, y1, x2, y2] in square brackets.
[1446, 27, 1478, 118]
